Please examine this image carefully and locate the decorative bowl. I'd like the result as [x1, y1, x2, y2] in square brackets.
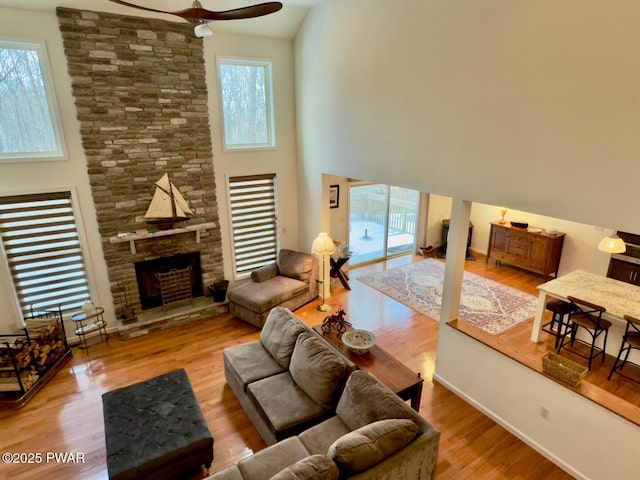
[341, 329, 376, 355]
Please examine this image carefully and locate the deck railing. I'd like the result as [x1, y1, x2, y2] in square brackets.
[350, 192, 417, 235]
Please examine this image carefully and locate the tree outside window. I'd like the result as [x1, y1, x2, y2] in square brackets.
[217, 58, 275, 150]
[0, 41, 65, 161]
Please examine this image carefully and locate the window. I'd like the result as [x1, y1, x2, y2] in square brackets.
[227, 174, 279, 277]
[0, 41, 65, 160]
[349, 184, 420, 265]
[0, 191, 91, 320]
[217, 58, 275, 150]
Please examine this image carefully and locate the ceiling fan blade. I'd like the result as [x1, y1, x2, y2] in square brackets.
[200, 3, 283, 21]
[108, 1, 282, 23]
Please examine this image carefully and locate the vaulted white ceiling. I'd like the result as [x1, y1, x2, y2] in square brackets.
[0, 0, 325, 39]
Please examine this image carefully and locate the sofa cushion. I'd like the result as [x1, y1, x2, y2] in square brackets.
[207, 465, 244, 480]
[227, 276, 308, 314]
[289, 332, 354, 410]
[261, 307, 309, 369]
[278, 249, 315, 283]
[238, 436, 310, 480]
[252, 262, 279, 283]
[269, 455, 339, 480]
[223, 341, 287, 392]
[336, 371, 415, 431]
[298, 416, 351, 456]
[248, 372, 328, 440]
[327, 419, 419, 475]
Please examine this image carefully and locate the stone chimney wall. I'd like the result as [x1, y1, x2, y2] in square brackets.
[57, 8, 223, 317]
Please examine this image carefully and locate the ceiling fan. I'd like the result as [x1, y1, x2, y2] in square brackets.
[108, 0, 283, 37]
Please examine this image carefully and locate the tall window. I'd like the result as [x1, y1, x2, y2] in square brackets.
[227, 174, 279, 278]
[217, 57, 275, 150]
[0, 41, 65, 160]
[0, 191, 91, 320]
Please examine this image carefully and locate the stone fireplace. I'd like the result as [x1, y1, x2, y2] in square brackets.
[57, 8, 226, 335]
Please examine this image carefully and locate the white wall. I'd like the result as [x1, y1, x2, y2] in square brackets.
[295, 0, 640, 235]
[425, 195, 452, 251]
[203, 32, 300, 283]
[325, 174, 349, 245]
[436, 327, 640, 480]
[295, 1, 640, 477]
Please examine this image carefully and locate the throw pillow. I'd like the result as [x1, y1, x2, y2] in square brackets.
[327, 419, 419, 475]
[261, 307, 308, 368]
[289, 332, 353, 410]
[251, 262, 279, 282]
[269, 455, 339, 480]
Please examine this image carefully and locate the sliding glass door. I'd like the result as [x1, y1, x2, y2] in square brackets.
[348, 184, 420, 265]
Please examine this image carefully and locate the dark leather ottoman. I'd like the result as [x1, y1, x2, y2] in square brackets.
[102, 369, 214, 480]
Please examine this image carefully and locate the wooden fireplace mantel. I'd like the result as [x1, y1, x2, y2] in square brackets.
[109, 222, 216, 254]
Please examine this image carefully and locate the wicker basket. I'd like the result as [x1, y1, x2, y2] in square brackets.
[542, 352, 587, 387]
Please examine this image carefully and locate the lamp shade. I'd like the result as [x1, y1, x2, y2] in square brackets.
[311, 232, 337, 256]
[194, 22, 213, 37]
[598, 234, 626, 254]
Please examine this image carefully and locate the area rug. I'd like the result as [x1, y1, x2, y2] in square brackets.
[358, 259, 536, 335]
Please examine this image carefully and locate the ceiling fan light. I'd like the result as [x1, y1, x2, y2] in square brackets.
[194, 22, 213, 38]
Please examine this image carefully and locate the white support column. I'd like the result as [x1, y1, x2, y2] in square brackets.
[440, 199, 472, 323]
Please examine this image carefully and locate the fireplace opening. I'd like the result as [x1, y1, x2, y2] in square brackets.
[135, 253, 203, 310]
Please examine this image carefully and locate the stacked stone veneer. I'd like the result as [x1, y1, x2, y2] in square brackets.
[57, 8, 223, 320]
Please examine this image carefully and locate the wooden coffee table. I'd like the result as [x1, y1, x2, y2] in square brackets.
[313, 326, 424, 411]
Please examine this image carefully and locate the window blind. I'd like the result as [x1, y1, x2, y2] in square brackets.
[228, 174, 278, 276]
[0, 191, 91, 318]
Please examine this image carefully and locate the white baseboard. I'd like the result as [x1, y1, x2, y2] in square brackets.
[432, 373, 586, 480]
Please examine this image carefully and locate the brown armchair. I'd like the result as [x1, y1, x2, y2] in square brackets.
[227, 249, 319, 328]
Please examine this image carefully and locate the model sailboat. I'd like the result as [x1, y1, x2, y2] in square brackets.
[144, 173, 193, 230]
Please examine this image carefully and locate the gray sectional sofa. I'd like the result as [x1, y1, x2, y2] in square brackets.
[227, 250, 319, 328]
[213, 307, 440, 480]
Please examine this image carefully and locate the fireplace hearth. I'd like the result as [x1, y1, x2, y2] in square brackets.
[135, 253, 203, 310]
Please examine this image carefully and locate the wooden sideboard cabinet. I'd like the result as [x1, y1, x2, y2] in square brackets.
[486, 221, 565, 280]
[607, 258, 640, 286]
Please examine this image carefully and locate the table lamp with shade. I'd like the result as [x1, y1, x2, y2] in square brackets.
[311, 232, 336, 311]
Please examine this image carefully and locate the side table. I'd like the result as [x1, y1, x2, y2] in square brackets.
[72, 307, 109, 352]
[330, 245, 358, 290]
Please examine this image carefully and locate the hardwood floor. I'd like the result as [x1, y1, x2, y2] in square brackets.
[0, 254, 585, 480]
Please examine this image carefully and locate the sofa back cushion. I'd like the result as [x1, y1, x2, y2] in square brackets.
[327, 419, 419, 475]
[289, 332, 354, 410]
[269, 454, 339, 480]
[336, 371, 415, 431]
[261, 307, 308, 369]
[278, 249, 315, 283]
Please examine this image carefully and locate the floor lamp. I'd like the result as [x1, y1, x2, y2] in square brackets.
[312, 232, 336, 312]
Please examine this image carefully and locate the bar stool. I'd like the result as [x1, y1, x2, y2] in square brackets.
[542, 299, 576, 348]
[608, 314, 640, 382]
[557, 296, 611, 370]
